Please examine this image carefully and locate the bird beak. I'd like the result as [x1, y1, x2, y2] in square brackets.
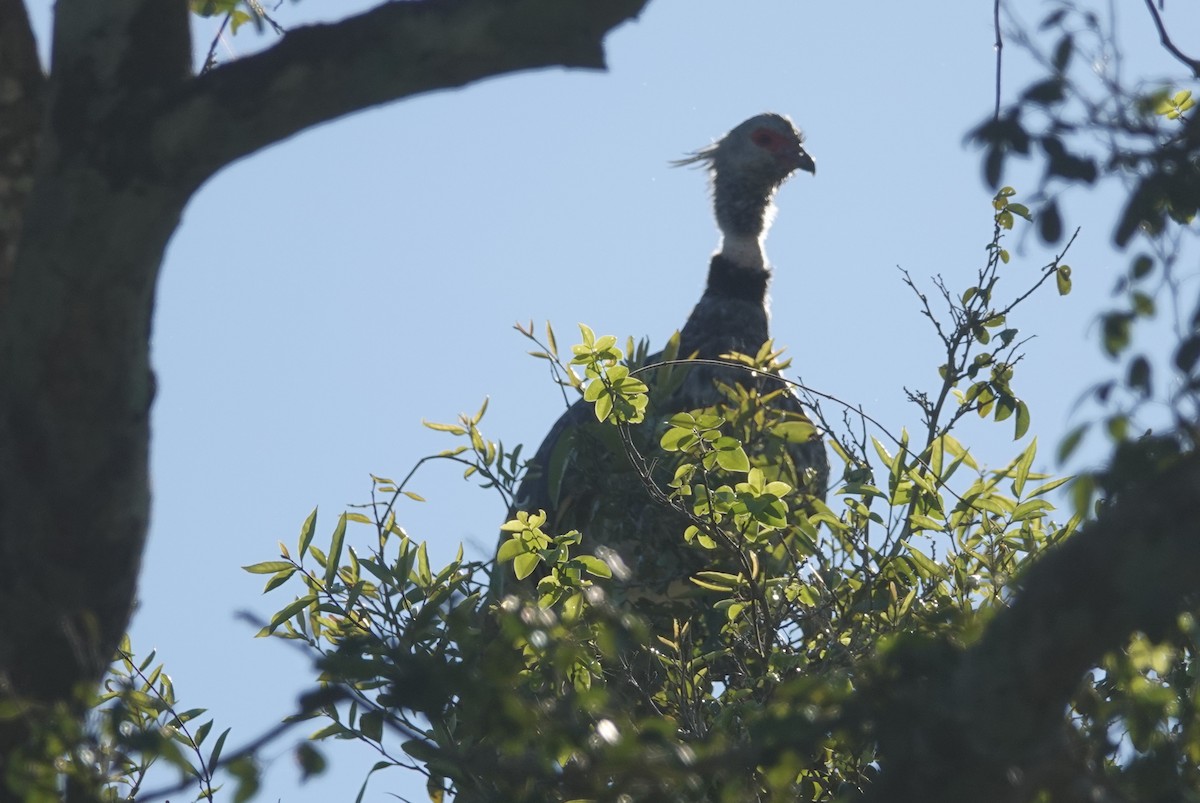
[792, 147, 816, 175]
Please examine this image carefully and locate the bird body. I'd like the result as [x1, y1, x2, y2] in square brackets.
[495, 114, 828, 614]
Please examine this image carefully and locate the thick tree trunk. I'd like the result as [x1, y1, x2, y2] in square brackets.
[0, 0, 44, 300]
[0, 0, 648, 770]
[0, 0, 194, 765]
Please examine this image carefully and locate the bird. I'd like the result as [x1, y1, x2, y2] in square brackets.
[493, 113, 829, 624]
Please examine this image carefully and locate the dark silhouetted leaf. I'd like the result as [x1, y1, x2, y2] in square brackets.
[1131, 254, 1154, 280]
[1175, 334, 1200, 375]
[1039, 199, 1062, 243]
[985, 147, 1003, 188]
[1023, 78, 1065, 105]
[1128, 356, 1151, 396]
[1052, 35, 1073, 72]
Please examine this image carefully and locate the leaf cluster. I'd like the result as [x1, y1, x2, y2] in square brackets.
[222, 189, 1126, 801]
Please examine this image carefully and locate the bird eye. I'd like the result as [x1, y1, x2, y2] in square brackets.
[752, 130, 775, 147]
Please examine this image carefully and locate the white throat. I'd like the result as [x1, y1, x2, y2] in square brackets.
[717, 233, 766, 270]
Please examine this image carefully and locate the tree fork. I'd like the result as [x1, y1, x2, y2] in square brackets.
[0, 0, 646, 767]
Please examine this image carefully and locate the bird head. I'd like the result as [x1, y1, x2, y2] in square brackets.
[674, 113, 814, 255]
[673, 113, 815, 189]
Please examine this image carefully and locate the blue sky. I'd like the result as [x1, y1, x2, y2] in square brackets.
[22, 1, 1200, 800]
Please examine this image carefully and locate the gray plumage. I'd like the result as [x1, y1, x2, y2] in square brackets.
[495, 113, 828, 610]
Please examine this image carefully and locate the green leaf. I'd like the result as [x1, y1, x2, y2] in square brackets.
[496, 537, 526, 563]
[194, 719, 214, 746]
[513, 552, 541, 581]
[298, 508, 318, 558]
[1027, 475, 1071, 498]
[190, 0, 240, 16]
[909, 515, 945, 532]
[422, 420, 466, 435]
[562, 591, 584, 623]
[994, 395, 1016, 422]
[208, 728, 231, 775]
[660, 426, 696, 452]
[871, 437, 895, 469]
[415, 541, 432, 586]
[402, 739, 438, 762]
[1058, 424, 1089, 462]
[360, 710, 384, 742]
[774, 420, 817, 442]
[1102, 313, 1132, 357]
[1011, 438, 1036, 496]
[1106, 415, 1128, 442]
[714, 443, 750, 473]
[1007, 202, 1032, 220]
[1131, 254, 1154, 279]
[592, 390, 613, 422]
[1055, 265, 1072, 295]
[310, 722, 351, 740]
[1014, 400, 1031, 439]
[691, 571, 742, 591]
[1012, 499, 1053, 522]
[358, 558, 393, 585]
[243, 561, 293, 575]
[229, 755, 261, 803]
[325, 514, 348, 587]
[264, 568, 296, 593]
[903, 543, 947, 580]
[228, 9, 253, 33]
[295, 742, 327, 781]
[576, 555, 613, 579]
[268, 594, 317, 633]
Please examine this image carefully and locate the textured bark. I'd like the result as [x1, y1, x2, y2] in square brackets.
[0, 0, 44, 301]
[868, 450, 1200, 802]
[155, 0, 649, 188]
[0, 0, 647, 765]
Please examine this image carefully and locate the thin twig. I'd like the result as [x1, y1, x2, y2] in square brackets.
[993, 0, 1004, 119]
[1142, 0, 1200, 78]
[247, 0, 286, 35]
[138, 689, 351, 800]
[200, 13, 230, 75]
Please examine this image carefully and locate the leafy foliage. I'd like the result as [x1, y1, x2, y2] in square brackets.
[7, 636, 258, 803]
[205, 189, 1099, 801]
[59, 179, 1200, 800]
[32, 7, 1198, 796]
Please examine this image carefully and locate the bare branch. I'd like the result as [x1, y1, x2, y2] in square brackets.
[200, 13, 231, 76]
[1142, 0, 1200, 78]
[992, 0, 1003, 119]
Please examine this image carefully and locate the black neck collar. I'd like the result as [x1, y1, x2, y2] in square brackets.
[704, 254, 769, 304]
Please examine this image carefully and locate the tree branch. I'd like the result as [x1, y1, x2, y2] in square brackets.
[992, 0, 1003, 120]
[154, 0, 649, 189]
[0, 0, 650, 760]
[869, 449, 1200, 801]
[1142, 0, 1200, 78]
